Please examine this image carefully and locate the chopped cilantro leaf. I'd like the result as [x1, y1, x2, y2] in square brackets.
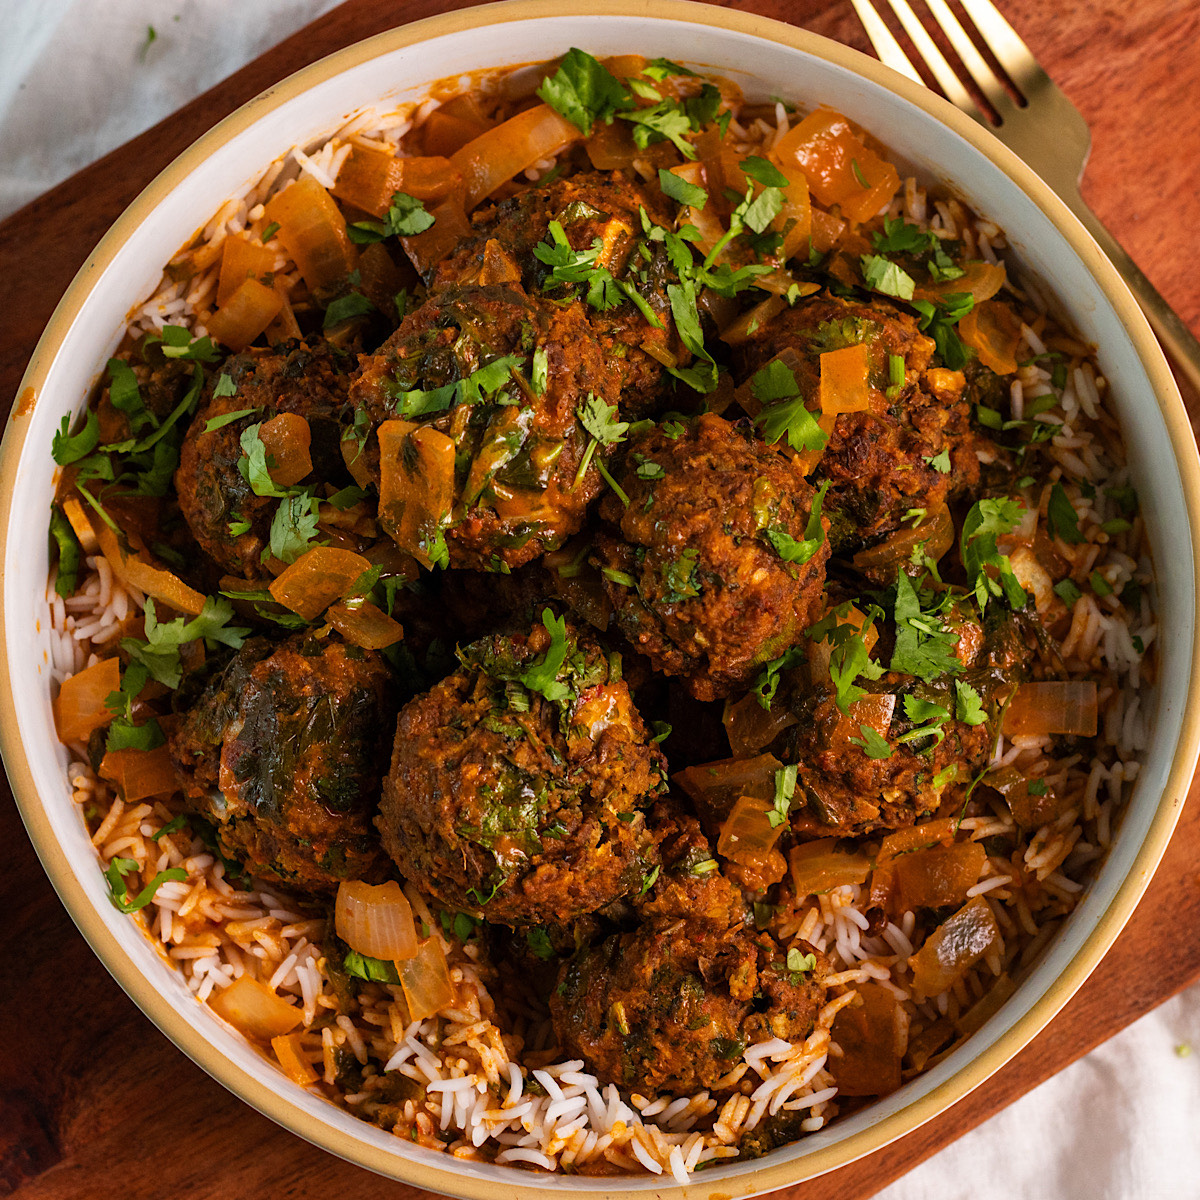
[531, 347, 549, 396]
[751, 645, 806, 710]
[890, 571, 962, 682]
[926, 447, 951, 473]
[52, 409, 101, 466]
[122, 596, 250, 689]
[148, 325, 218, 362]
[861, 254, 915, 300]
[268, 490, 322, 564]
[1054, 578, 1083, 606]
[526, 928, 556, 960]
[769, 765, 797, 827]
[323, 292, 375, 328]
[740, 155, 789, 188]
[955, 680, 987, 725]
[1090, 569, 1113, 597]
[752, 361, 829, 454]
[49, 504, 81, 598]
[213, 373, 238, 399]
[342, 949, 401, 983]
[850, 724, 893, 758]
[1047, 482, 1085, 545]
[960, 498, 1027, 611]
[204, 406, 258, 434]
[520, 609, 572, 704]
[537, 47, 632, 135]
[104, 857, 187, 913]
[763, 481, 828, 566]
[658, 168, 707, 208]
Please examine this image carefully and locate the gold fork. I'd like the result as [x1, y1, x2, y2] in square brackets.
[850, 0, 1200, 392]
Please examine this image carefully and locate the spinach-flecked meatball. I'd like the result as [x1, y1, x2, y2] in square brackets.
[175, 339, 354, 579]
[350, 284, 618, 572]
[591, 413, 829, 701]
[779, 600, 1033, 837]
[169, 634, 395, 892]
[738, 293, 982, 552]
[431, 172, 685, 417]
[551, 920, 827, 1094]
[375, 613, 668, 926]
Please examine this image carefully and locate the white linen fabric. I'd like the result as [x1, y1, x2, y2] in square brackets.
[3, 3, 1198, 1197]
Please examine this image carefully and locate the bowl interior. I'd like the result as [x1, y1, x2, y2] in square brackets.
[4, 5, 1196, 1197]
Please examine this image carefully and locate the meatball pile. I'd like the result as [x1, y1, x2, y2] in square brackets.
[142, 146, 1037, 1105]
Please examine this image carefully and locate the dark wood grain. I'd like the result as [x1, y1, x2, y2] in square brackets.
[2, 2, 1198, 1197]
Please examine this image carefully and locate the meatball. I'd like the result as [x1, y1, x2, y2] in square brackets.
[738, 293, 981, 551]
[350, 284, 616, 571]
[432, 172, 685, 416]
[592, 413, 829, 701]
[376, 614, 668, 925]
[779, 601, 1034, 837]
[170, 634, 395, 892]
[175, 340, 353, 578]
[551, 920, 826, 1094]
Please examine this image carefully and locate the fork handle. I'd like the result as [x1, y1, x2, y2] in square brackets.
[1063, 194, 1200, 395]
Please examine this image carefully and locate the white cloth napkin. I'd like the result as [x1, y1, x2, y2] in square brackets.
[4, 4, 1198, 1197]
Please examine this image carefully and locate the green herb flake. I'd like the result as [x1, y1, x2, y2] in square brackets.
[104, 857, 187, 913]
[204, 406, 258, 433]
[860, 253, 916, 300]
[1047, 482, 1085, 545]
[658, 168, 707, 208]
[1054, 578, 1083, 606]
[1090, 569, 1113, 597]
[537, 47, 632, 135]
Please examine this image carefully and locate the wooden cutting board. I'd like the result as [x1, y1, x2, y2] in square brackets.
[2, 1, 1198, 1197]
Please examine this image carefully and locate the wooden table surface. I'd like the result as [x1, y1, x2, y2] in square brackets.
[2, 1, 1199, 1197]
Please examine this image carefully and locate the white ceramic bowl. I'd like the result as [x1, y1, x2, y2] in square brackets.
[4, 3, 1199, 1196]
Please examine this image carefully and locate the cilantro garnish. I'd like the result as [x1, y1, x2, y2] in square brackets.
[807, 605, 885, 714]
[1054, 578, 1083, 606]
[785, 947, 817, 983]
[103, 857, 187, 913]
[768, 765, 797, 827]
[890, 571, 962, 682]
[204, 406, 258, 434]
[751, 645, 806, 710]
[531, 347, 549, 396]
[390, 354, 524, 419]
[574, 395, 628, 487]
[926, 447, 951, 473]
[347, 191, 436, 243]
[525, 927, 556, 960]
[658, 168, 707, 208]
[341, 948, 401, 983]
[1047, 482, 1085, 545]
[763, 481, 828, 566]
[960, 498, 1027, 611]
[147, 325, 219, 362]
[751, 360, 829, 453]
[268, 490, 322, 564]
[1090, 569, 1113, 597]
[895, 694, 950, 746]
[520, 608, 572, 704]
[861, 253, 916, 300]
[323, 292, 375, 328]
[537, 47, 632, 135]
[52, 409, 101, 466]
[850, 724, 893, 759]
[955, 680, 987, 725]
[151, 815, 188, 842]
[122, 596, 250, 689]
[49, 504, 81, 598]
[638, 865, 661, 896]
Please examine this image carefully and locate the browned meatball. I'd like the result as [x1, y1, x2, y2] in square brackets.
[170, 635, 395, 892]
[779, 602, 1033, 837]
[551, 920, 826, 1094]
[350, 284, 615, 572]
[432, 173, 686, 418]
[738, 293, 981, 551]
[376, 614, 668, 926]
[592, 413, 829, 701]
[175, 340, 353, 578]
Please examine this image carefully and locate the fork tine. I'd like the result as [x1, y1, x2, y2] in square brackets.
[923, 0, 1012, 113]
[881, 0, 982, 118]
[957, 0, 1048, 95]
[848, 0, 924, 85]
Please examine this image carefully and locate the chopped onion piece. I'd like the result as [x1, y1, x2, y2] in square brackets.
[717, 796, 785, 867]
[400, 937, 454, 1020]
[99, 746, 180, 802]
[272, 1032, 319, 1085]
[210, 973, 303, 1041]
[268, 545, 372, 621]
[326, 600, 404, 649]
[789, 838, 871, 898]
[830, 983, 904, 1096]
[907, 896, 1001, 996]
[258, 412, 313, 488]
[335, 879, 418, 962]
[53, 656, 121, 743]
